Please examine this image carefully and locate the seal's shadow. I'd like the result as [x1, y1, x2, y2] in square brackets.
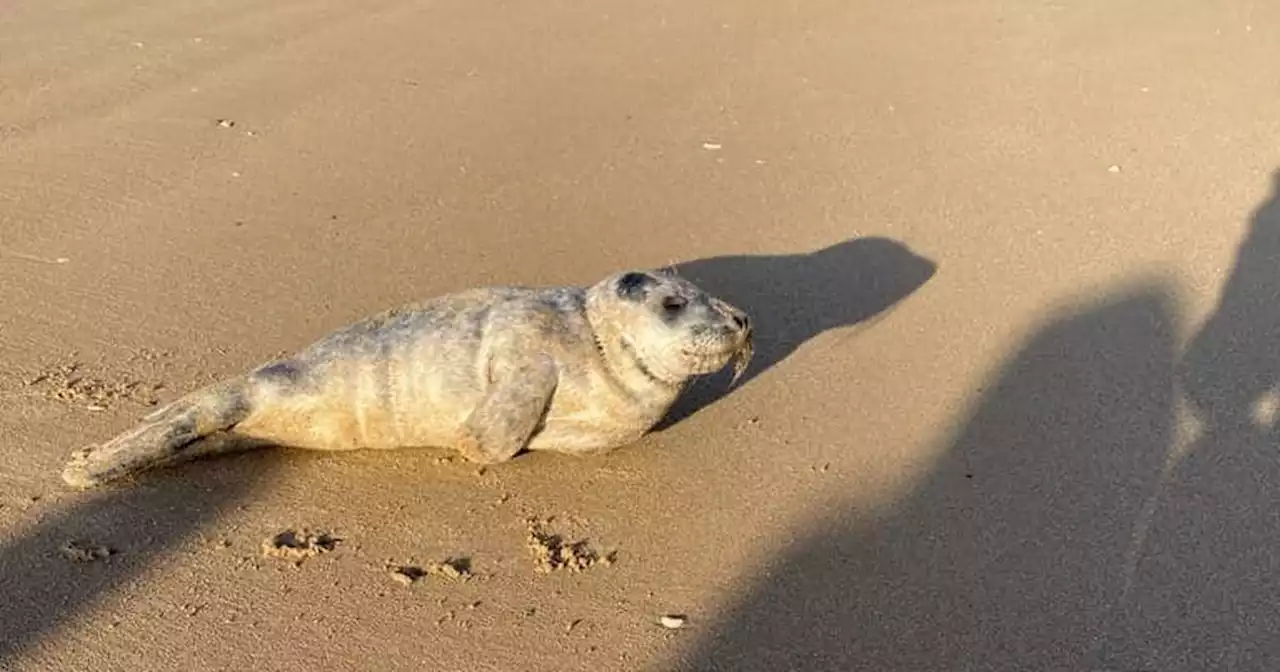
[656, 237, 937, 430]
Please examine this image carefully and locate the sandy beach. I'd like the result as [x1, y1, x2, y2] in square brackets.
[3, 0, 1280, 669]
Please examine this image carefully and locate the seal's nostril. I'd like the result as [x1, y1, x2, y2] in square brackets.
[733, 314, 748, 330]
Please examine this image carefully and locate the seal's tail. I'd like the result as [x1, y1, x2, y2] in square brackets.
[61, 376, 254, 489]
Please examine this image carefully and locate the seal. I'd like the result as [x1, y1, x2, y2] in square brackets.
[60, 269, 753, 488]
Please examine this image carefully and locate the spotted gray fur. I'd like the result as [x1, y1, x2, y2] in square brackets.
[61, 270, 753, 489]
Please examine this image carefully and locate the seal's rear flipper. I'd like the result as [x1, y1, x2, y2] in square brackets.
[61, 377, 254, 489]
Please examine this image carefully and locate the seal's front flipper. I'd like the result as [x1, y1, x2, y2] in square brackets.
[458, 356, 557, 464]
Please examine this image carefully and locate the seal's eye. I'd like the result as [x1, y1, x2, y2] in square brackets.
[661, 296, 687, 315]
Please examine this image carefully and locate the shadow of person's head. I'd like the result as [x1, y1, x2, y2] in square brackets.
[657, 236, 936, 429]
[1180, 168, 1280, 432]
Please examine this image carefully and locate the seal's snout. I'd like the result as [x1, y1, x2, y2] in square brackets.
[705, 298, 754, 385]
[710, 298, 750, 332]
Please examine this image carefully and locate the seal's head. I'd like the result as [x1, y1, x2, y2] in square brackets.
[587, 269, 753, 386]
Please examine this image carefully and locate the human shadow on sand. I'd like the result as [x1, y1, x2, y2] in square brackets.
[0, 451, 283, 663]
[1094, 170, 1280, 669]
[680, 172, 1280, 671]
[657, 237, 937, 430]
[681, 278, 1179, 671]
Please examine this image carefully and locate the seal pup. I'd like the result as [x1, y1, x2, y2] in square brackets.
[61, 269, 753, 488]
